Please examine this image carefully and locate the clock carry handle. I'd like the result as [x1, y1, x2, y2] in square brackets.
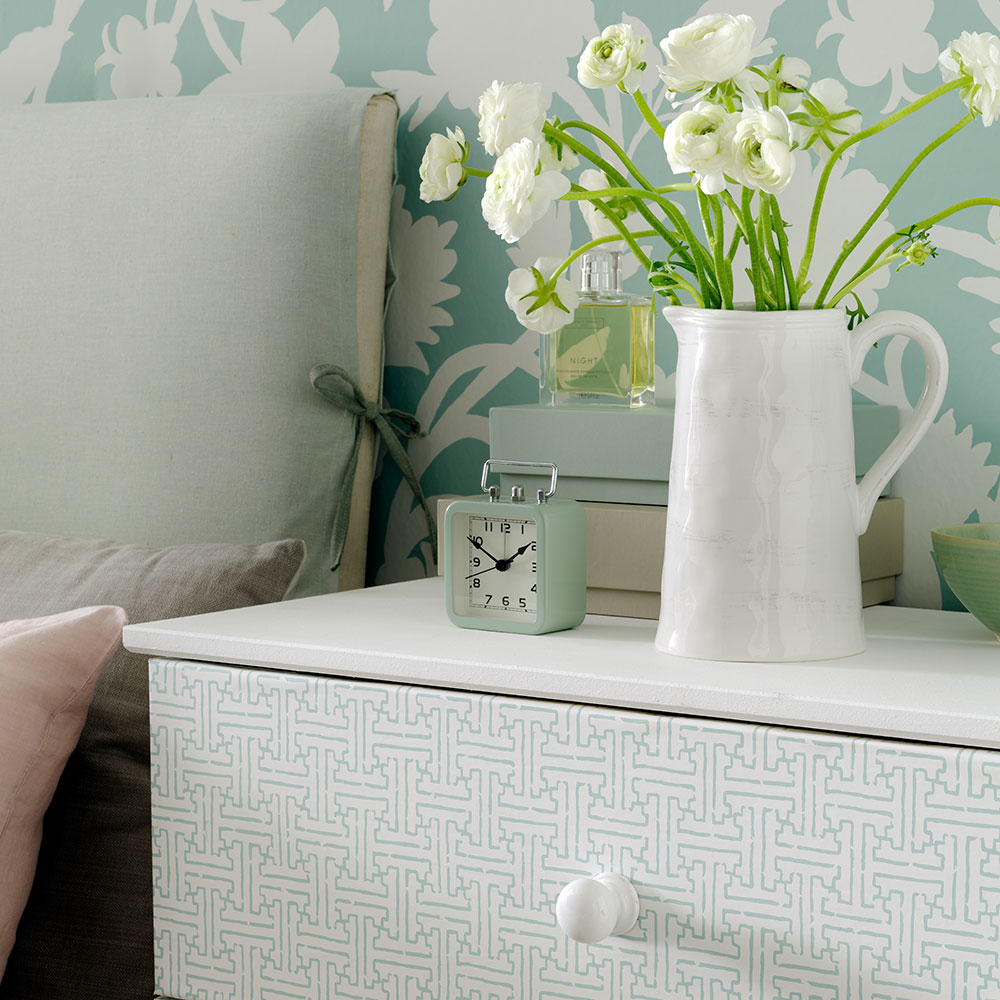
[481, 459, 558, 499]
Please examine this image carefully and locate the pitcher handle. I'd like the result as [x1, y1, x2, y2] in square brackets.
[849, 310, 948, 534]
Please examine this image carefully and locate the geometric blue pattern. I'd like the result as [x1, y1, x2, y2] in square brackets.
[150, 658, 1000, 1000]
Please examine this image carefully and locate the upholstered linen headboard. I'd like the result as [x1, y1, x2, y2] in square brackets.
[0, 88, 396, 596]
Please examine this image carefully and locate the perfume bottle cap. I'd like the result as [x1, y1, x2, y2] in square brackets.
[609, 249, 623, 292]
[579, 250, 617, 293]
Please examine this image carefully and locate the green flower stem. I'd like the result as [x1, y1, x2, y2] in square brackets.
[546, 126, 631, 187]
[551, 228, 663, 280]
[698, 190, 724, 309]
[586, 200, 655, 274]
[838, 196, 1000, 295]
[710, 194, 734, 309]
[564, 184, 719, 304]
[548, 120, 656, 192]
[696, 188, 715, 245]
[551, 126, 685, 275]
[632, 89, 666, 141]
[554, 135, 715, 299]
[562, 191, 699, 304]
[726, 225, 743, 259]
[667, 275, 704, 304]
[741, 187, 768, 310]
[699, 188, 733, 309]
[759, 195, 787, 310]
[719, 190, 748, 240]
[827, 253, 905, 306]
[813, 111, 974, 308]
[696, 188, 723, 307]
[768, 195, 799, 310]
[536, 224, 707, 318]
[796, 77, 965, 293]
[719, 189, 749, 296]
[654, 269, 704, 304]
[562, 184, 695, 276]
[464, 166, 491, 178]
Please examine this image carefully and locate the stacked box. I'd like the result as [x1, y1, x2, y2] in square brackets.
[437, 496, 903, 619]
[489, 403, 899, 505]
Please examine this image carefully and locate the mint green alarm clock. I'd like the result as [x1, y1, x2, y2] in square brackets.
[444, 460, 586, 634]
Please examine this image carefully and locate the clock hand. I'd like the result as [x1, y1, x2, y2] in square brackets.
[496, 542, 533, 571]
[467, 534, 501, 565]
[465, 564, 498, 580]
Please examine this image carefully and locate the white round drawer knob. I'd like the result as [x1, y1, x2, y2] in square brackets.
[556, 872, 639, 943]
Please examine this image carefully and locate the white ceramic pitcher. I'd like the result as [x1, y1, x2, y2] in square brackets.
[656, 307, 948, 662]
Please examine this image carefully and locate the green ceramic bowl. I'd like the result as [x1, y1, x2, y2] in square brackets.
[931, 523, 1000, 640]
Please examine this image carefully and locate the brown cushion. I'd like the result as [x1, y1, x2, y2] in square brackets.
[0, 531, 305, 999]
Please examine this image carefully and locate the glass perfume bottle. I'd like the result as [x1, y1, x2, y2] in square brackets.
[539, 250, 654, 407]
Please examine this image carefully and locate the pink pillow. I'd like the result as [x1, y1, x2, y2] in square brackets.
[0, 605, 126, 979]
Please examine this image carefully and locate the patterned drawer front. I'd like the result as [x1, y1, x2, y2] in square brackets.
[150, 659, 1000, 1000]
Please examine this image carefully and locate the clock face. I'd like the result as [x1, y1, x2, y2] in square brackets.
[452, 510, 538, 622]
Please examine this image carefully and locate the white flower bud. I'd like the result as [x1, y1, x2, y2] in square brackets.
[578, 23, 646, 93]
[418, 127, 468, 203]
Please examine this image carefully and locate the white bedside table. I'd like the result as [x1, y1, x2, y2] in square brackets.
[125, 578, 1000, 1000]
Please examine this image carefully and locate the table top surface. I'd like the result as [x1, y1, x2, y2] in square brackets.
[124, 577, 1000, 750]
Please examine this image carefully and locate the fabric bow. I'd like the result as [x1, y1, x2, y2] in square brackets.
[310, 363, 437, 573]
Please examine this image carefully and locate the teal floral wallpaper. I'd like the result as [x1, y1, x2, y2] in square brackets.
[4, 0, 999, 609]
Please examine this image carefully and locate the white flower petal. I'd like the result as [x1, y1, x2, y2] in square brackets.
[481, 139, 569, 244]
[418, 126, 467, 202]
[940, 31, 1000, 126]
[658, 13, 758, 95]
[477, 80, 548, 155]
[505, 257, 579, 333]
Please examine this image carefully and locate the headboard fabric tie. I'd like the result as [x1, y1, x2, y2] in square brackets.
[310, 363, 437, 573]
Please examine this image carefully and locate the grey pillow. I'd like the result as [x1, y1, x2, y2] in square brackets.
[0, 530, 306, 1000]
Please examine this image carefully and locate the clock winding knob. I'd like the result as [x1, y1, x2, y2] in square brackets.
[555, 872, 639, 943]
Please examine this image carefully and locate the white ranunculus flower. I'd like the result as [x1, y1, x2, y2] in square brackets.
[663, 101, 736, 194]
[658, 13, 759, 96]
[477, 80, 548, 156]
[796, 78, 862, 156]
[481, 138, 570, 244]
[730, 106, 797, 194]
[939, 31, 1000, 126]
[576, 169, 623, 239]
[418, 126, 468, 203]
[538, 134, 579, 172]
[578, 23, 646, 93]
[505, 257, 579, 333]
[763, 56, 811, 111]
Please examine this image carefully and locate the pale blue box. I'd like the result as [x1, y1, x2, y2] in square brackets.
[489, 403, 898, 505]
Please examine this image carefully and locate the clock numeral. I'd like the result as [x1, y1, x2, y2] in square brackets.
[472, 556, 481, 567]
[472, 577, 481, 589]
[531, 561, 536, 572]
[519, 597, 527, 609]
[472, 535, 483, 545]
[485, 594, 492, 604]
[500, 522, 511, 534]
[531, 584, 537, 592]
